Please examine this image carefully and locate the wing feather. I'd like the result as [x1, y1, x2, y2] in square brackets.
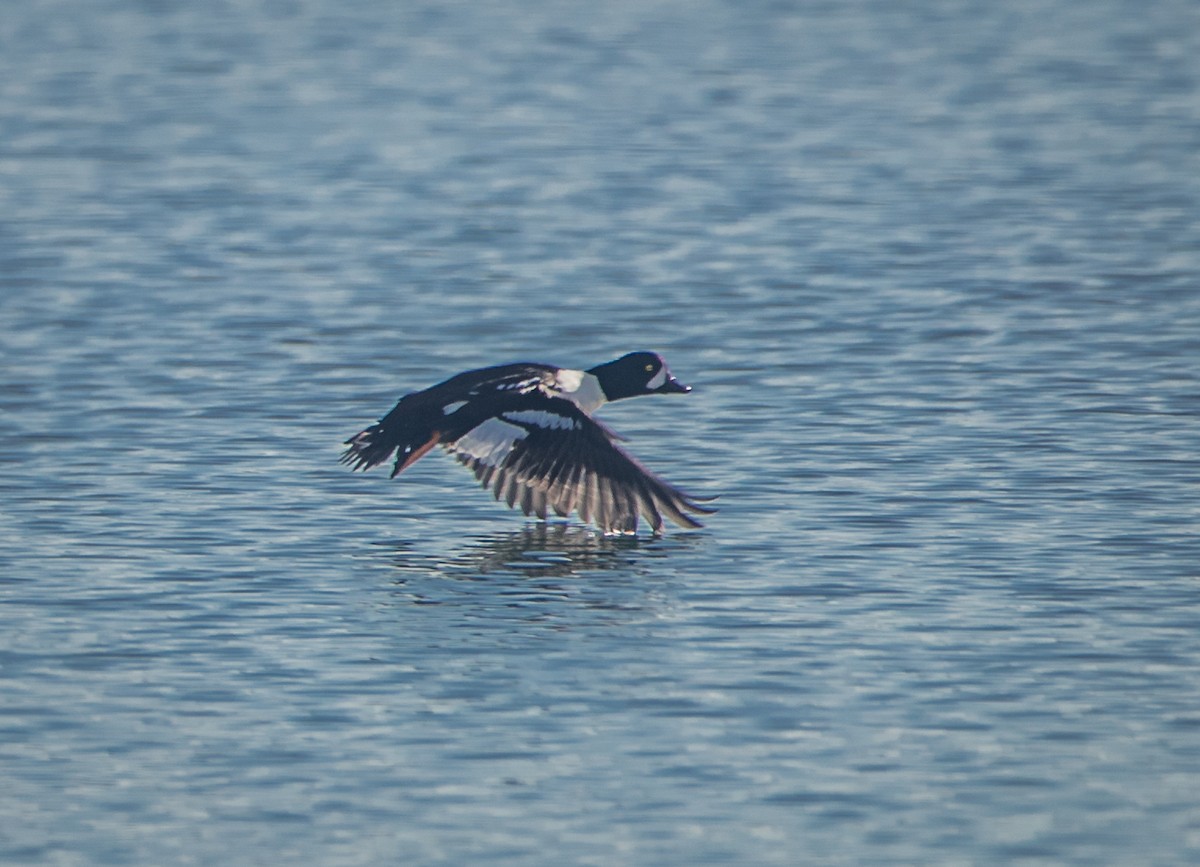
[444, 397, 713, 534]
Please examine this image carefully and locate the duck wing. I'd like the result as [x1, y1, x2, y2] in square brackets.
[445, 398, 715, 534]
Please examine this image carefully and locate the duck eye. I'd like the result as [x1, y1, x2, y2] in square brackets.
[645, 364, 654, 372]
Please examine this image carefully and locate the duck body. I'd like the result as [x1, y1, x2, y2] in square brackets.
[341, 351, 715, 534]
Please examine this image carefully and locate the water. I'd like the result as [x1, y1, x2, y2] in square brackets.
[2, 0, 1199, 863]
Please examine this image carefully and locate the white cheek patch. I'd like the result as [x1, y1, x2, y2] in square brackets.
[442, 400, 468, 415]
[646, 366, 668, 390]
[453, 417, 527, 467]
[502, 410, 580, 431]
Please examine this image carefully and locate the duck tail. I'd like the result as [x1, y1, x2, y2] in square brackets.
[340, 400, 440, 478]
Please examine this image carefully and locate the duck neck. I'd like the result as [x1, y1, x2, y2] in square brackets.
[556, 368, 608, 413]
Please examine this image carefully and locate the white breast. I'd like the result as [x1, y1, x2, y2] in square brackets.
[553, 369, 607, 414]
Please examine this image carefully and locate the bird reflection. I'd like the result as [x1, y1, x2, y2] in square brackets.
[377, 523, 705, 619]
[386, 522, 656, 582]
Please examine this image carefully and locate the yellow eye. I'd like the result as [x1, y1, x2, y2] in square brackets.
[645, 364, 654, 372]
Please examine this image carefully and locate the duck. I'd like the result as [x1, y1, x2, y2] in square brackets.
[341, 351, 716, 534]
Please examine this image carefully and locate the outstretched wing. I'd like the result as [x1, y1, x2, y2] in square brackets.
[445, 400, 715, 534]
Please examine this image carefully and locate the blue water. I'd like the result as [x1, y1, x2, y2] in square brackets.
[3, 0, 1200, 864]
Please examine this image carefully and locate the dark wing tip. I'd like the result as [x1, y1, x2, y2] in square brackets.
[669, 486, 718, 512]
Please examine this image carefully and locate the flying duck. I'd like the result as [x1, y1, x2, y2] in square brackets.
[341, 351, 715, 534]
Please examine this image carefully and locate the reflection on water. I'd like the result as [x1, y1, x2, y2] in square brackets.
[384, 522, 706, 578]
[379, 523, 706, 618]
[390, 523, 645, 578]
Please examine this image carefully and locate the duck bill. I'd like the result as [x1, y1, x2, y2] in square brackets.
[658, 376, 691, 394]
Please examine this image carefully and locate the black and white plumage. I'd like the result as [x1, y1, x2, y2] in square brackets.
[341, 352, 716, 534]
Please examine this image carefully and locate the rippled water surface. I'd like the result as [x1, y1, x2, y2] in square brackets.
[3, 1, 1200, 864]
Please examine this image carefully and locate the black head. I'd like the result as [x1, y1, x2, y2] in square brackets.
[587, 351, 692, 402]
